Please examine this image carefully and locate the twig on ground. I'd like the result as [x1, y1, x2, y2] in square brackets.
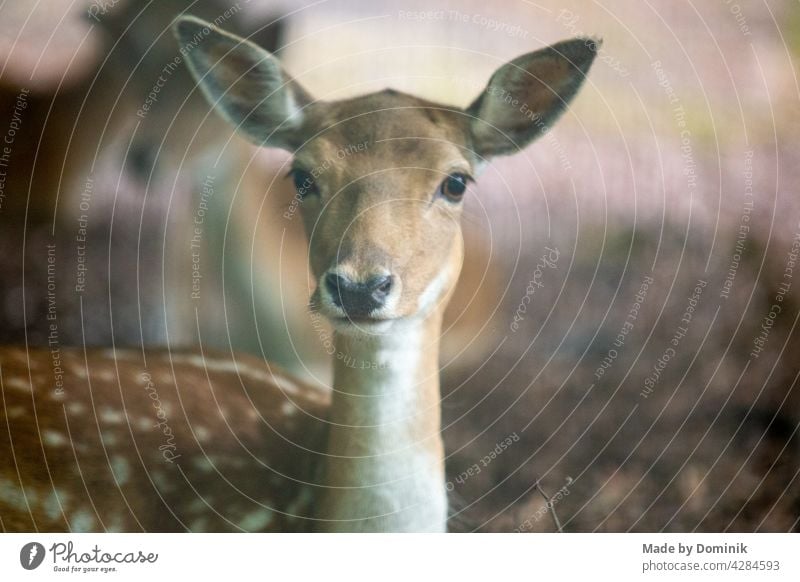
[535, 480, 564, 533]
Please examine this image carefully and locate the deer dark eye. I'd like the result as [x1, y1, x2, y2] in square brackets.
[439, 173, 470, 202]
[291, 169, 318, 198]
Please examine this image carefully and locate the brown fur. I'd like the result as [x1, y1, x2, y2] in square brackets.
[0, 347, 328, 531]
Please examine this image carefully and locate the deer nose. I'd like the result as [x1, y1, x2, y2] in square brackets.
[325, 273, 394, 317]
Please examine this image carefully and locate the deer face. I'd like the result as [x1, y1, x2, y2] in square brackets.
[294, 94, 472, 330]
[174, 16, 598, 333]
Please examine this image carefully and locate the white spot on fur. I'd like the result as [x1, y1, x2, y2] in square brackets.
[192, 457, 215, 473]
[280, 401, 296, 416]
[111, 455, 131, 485]
[0, 479, 27, 506]
[272, 376, 299, 395]
[162, 354, 327, 402]
[5, 377, 32, 392]
[283, 485, 313, 517]
[167, 353, 279, 387]
[99, 407, 124, 424]
[67, 402, 86, 415]
[70, 509, 96, 532]
[102, 432, 118, 446]
[194, 426, 210, 442]
[42, 429, 68, 447]
[99, 348, 137, 361]
[239, 508, 273, 531]
[6, 405, 25, 418]
[95, 369, 115, 382]
[44, 489, 65, 521]
[301, 386, 331, 405]
[188, 497, 208, 512]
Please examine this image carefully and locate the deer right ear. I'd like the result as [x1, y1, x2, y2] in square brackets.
[466, 38, 600, 159]
[173, 16, 312, 151]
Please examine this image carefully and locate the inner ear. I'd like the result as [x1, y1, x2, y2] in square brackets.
[173, 16, 313, 150]
[467, 38, 600, 158]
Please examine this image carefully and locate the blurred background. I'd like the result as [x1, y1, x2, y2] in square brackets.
[0, 0, 798, 531]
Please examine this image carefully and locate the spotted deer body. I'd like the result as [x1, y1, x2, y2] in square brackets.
[0, 347, 327, 532]
[0, 16, 597, 532]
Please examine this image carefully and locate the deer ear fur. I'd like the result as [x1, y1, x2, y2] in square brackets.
[173, 16, 313, 151]
[467, 38, 600, 157]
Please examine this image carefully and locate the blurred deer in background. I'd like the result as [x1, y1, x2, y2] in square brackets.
[0, 16, 598, 532]
[0, 0, 291, 355]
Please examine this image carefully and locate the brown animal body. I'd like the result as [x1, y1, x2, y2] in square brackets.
[0, 347, 328, 532]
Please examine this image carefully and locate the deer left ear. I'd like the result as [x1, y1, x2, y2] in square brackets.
[173, 16, 313, 151]
[466, 38, 600, 158]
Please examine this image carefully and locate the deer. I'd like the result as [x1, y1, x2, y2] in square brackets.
[0, 1, 498, 386]
[0, 16, 598, 532]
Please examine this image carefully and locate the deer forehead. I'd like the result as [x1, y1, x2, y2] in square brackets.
[296, 91, 473, 184]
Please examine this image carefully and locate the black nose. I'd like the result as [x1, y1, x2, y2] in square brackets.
[325, 273, 394, 317]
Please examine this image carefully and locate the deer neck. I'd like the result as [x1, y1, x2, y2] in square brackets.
[316, 311, 447, 532]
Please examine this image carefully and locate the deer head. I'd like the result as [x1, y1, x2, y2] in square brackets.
[174, 16, 599, 335]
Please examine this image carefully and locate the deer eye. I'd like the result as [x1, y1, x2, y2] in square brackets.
[290, 169, 318, 198]
[438, 173, 470, 202]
